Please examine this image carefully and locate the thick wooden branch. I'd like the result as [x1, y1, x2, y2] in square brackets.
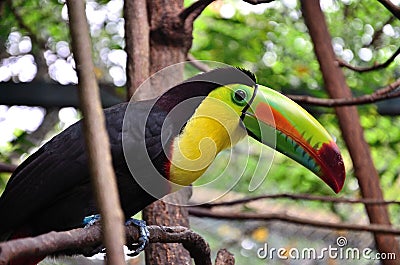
[0, 225, 102, 265]
[0, 224, 212, 265]
[179, 0, 214, 22]
[288, 77, 400, 106]
[189, 207, 400, 235]
[377, 0, 400, 20]
[126, 225, 211, 265]
[337, 46, 400, 73]
[0, 162, 17, 173]
[66, 0, 126, 264]
[198, 193, 400, 208]
[179, 0, 276, 32]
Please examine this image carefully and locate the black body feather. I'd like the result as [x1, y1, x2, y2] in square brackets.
[0, 67, 256, 241]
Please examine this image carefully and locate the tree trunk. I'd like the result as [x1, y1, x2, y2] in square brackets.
[124, 0, 149, 99]
[300, 1, 400, 263]
[144, 1, 194, 264]
[142, 189, 193, 265]
[124, 0, 194, 264]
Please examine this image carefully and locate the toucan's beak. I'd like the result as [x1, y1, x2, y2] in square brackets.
[242, 85, 345, 193]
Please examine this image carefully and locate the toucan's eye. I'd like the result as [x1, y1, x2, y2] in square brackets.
[233, 89, 247, 105]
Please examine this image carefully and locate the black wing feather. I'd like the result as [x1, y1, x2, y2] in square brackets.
[0, 101, 170, 238]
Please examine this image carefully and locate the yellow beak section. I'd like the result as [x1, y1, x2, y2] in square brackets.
[242, 85, 346, 193]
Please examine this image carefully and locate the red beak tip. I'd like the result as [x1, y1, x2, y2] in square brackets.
[319, 141, 346, 193]
[332, 179, 345, 193]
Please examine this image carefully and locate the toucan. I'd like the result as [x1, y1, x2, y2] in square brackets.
[0, 67, 345, 264]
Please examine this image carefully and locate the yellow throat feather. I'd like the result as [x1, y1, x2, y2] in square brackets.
[169, 86, 247, 188]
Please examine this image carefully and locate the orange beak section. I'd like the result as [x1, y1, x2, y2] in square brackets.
[242, 85, 345, 193]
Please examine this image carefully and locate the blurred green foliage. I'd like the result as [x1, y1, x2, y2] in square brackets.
[189, 4, 400, 254]
[189, 3, 400, 262]
[190, 0, 400, 207]
[0, 0, 68, 48]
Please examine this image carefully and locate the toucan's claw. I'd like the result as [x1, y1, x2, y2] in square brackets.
[80, 214, 105, 257]
[125, 218, 150, 256]
[83, 214, 101, 228]
[81, 215, 149, 256]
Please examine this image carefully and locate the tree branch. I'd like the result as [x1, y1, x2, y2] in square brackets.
[0, 162, 17, 173]
[6, 0, 50, 80]
[179, 0, 214, 22]
[66, 0, 126, 264]
[377, 0, 400, 20]
[187, 54, 211, 72]
[6, 0, 47, 49]
[242, 0, 275, 4]
[187, 54, 400, 108]
[127, 225, 211, 265]
[368, 16, 395, 48]
[337, 46, 400, 73]
[0, 224, 212, 265]
[198, 193, 400, 209]
[189, 207, 400, 235]
[179, 0, 276, 24]
[288, 77, 400, 107]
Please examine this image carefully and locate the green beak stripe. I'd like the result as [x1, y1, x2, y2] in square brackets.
[243, 85, 345, 193]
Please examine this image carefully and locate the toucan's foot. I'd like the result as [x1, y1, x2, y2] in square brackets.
[125, 218, 150, 256]
[81, 215, 149, 256]
[83, 214, 101, 228]
[81, 214, 105, 256]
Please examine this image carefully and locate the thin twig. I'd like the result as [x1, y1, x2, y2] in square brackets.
[0, 224, 212, 265]
[242, 0, 275, 4]
[198, 193, 400, 209]
[187, 53, 400, 107]
[377, 0, 400, 20]
[66, 0, 126, 264]
[288, 77, 400, 107]
[6, 0, 50, 79]
[337, 46, 400, 73]
[368, 16, 395, 48]
[187, 54, 211, 72]
[6, 0, 47, 49]
[189, 207, 400, 235]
